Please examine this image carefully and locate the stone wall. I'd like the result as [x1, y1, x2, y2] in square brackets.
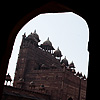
[25, 69, 87, 100]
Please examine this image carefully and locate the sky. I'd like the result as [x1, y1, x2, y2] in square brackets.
[7, 12, 89, 85]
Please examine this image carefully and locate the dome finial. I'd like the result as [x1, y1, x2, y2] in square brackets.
[64, 56, 66, 59]
[34, 29, 36, 33]
[47, 37, 49, 41]
[57, 46, 59, 50]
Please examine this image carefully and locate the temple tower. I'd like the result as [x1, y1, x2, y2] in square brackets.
[13, 30, 61, 88]
[40, 37, 55, 53]
[13, 30, 40, 88]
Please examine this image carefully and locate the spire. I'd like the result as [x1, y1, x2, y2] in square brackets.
[34, 29, 36, 33]
[47, 37, 49, 41]
[24, 32, 26, 36]
[57, 47, 59, 50]
[22, 32, 26, 39]
[64, 56, 66, 60]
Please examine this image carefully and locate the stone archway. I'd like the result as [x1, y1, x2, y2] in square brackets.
[0, 1, 91, 100]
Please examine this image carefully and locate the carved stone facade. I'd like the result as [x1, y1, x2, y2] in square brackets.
[12, 30, 87, 100]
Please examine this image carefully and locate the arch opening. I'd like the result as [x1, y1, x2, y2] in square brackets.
[6, 12, 89, 87]
[0, 2, 90, 100]
[0, 2, 92, 100]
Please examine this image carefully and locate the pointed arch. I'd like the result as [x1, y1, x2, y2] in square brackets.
[0, 1, 90, 100]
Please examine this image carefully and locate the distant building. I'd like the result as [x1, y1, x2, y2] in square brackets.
[2, 30, 87, 100]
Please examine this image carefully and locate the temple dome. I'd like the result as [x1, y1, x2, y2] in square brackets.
[53, 47, 62, 57]
[27, 30, 40, 42]
[43, 37, 52, 46]
[69, 61, 75, 68]
[40, 37, 54, 50]
[61, 56, 68, 66]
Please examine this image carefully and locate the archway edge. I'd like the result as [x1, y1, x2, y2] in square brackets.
[0, 1, 89, 99]
[9, 1, 83, 45]
[7, 1, 85, 58]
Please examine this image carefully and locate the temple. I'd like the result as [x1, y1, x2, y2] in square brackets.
[2, 30, 87, 100]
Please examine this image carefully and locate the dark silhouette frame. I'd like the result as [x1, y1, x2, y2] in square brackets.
[0, 1, 97, 100]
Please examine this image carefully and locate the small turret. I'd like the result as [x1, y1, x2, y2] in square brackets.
[24, 30, 40, 47]
[27, 30, 40, 42]
[76, 72, 79, 77]
[53, 47, 62, 60]
[40, 37, 55, 53]
[54, 47, 62, 57]
[44, 37, 52, 46]
[69, 61, 75, 69]
[5, 73, 12, 85]
[82, 75, 87, 80]
[22, 32, 26, 39]
[61, 56, 68, 66]
[76, 72, 83, 78]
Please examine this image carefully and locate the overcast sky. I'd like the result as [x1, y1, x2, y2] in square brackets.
[7, 12, 89, 85]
